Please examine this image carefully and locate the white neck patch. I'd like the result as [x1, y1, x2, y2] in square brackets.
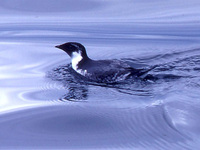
[71, 52, 83, 71]
[71, 51, 88, 76]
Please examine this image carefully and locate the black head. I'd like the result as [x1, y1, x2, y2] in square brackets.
[55, 42, 88, 58]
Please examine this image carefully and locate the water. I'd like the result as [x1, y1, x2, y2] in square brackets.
[1, 0, 200, 149]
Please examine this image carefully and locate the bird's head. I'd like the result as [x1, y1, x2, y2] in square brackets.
[55, 42, 88, 59]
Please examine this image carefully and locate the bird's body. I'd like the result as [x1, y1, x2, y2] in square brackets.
[55, 42, 153, 83]
[77, 59, 133, 82]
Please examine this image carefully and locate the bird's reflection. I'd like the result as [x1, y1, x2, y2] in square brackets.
[47, 64, 89, 101]
[60, 86, 88, 101]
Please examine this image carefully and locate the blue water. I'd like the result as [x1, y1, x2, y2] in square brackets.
[0, 0, 200, 149]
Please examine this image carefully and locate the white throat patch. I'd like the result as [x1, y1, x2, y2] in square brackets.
[71, 52, 88, 76]
[71, 52, 82, 71]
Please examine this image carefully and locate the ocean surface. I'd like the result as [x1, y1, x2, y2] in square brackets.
[0, 0, 200, 149]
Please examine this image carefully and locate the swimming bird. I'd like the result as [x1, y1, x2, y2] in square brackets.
[55, 42, 154, 83]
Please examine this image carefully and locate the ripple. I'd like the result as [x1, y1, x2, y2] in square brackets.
[20, 81, 66, 102]
[0, 104, 192, 149]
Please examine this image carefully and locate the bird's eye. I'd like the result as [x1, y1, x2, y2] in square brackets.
[69, 45, 74, 49]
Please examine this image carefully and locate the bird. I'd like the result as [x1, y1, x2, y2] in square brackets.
[55, 42, 154, 83]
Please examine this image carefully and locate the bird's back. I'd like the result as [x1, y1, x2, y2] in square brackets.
[78, 59, 134, 83]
